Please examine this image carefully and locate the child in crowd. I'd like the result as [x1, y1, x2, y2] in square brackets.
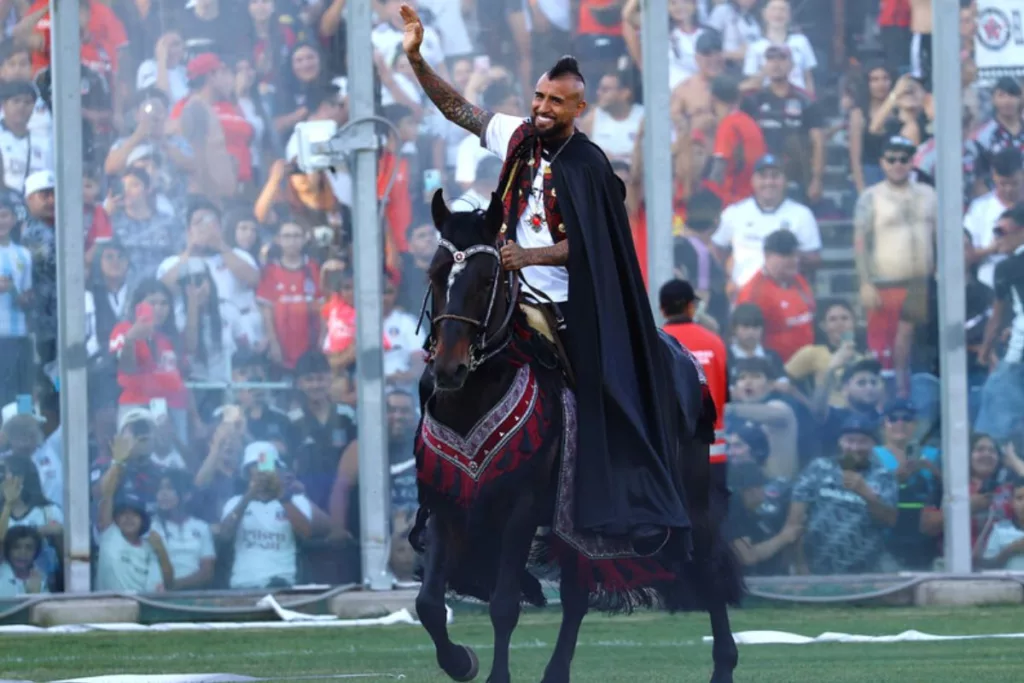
[0, 196, 33, 407]
[0, 526, 46, 596]
[258, 221, 321, 373]
[979, 479, 1024, 571]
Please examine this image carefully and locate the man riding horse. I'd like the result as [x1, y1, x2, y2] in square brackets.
[402, 4, 690, 556]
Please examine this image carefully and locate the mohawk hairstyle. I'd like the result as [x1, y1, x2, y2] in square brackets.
[547, 55, 585, 86]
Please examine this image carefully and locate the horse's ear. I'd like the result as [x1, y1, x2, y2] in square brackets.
[485, 192, 504, 237]
[431, 189, 451, 230]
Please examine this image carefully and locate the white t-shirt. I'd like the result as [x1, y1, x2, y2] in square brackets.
[221, 494, 313, 589]
[983, 520, 1024, 571]
[136, 61, 189, 104]
[707, 3, 762, 54]
[32, 442, 62, 514]
[668, 26, 705, 90]
[372, 22, 445, 68]
[151, 516, 215, 583]
[384, 308, 426, 377]
[528, 0, 571, 31]
[95, 525, 163, 592]
[743, 34, 818, 91]
[963, 191, 1010, 289]
[712, 197, 822, 287]
[0, 124, 52, 195]
[150, 450, 188, 471]
[418, 0, 474, 57]
[483, 113, 569, 303]
[455, 133, 498, 187]
[0, 562, 48, 597]
[6, 504, 62, 531]
[590, 104, 644, 164]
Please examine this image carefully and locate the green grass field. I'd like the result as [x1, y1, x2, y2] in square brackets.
[2, 606, 1023, 682]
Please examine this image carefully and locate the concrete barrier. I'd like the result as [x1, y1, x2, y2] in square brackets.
[327, 588, 417, 619]
[31, 598, 140, 626]
[914, 579, 1024, 607]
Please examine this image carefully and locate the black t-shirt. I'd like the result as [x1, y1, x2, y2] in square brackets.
[674, 236, 729, 333]
[741, 86, 823, 185]
[993, 248, 1024, 363]
[886, 461, 942, 570]
[724, 477, 792, 576]
[245, 405, 295, 459]
[900, 276, 993, 377]
[397, 252, 429, 316]
[289, 403, 358, 510]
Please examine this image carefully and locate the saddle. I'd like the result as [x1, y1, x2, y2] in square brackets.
[520, 302, 575, 388]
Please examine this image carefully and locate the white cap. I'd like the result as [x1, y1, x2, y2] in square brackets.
[118, 406, 155, 433]
[1, 401, 45, 424]
[24, 170, 55, 198]
[242, 441, 280, 469]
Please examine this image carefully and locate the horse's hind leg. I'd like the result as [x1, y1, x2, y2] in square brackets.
[539, 555, 589, 683]
[708, 597, 737, 683]
[416, 512, 479, 682]
[486, 492, 538, 683]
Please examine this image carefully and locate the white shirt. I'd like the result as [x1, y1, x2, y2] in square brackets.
[453, 188, 491, 212]
[964, 191, 1010, 288]
[419, 0, 474, 56]
[590, 104, 644, 163]
[455, 133, 498, 187]
[483, 113, 569, 302]
[95, 525, 163, 592]
[384, 308, 426, 377]
[32, 442, 62, 513]
[222, 494, 313, 589]
[150, 450, 188, 470]
[707, 3, 762, 54]
[84, 285, 129, 358]
[0, 562, 48, 597]
[983, 519, 1024, 571]
[6, 504, 62, 531]
[151, 515, 214, 583]
[713, 197, 822, 287]
[0, 96, 51, 139]
[0, 123, 52, 195]
[668, 27, 705, 90]
[743, 34, 818, 91]
[372, 22, 445, 68]
[136, 61, 189, 104]
[529, 0, 571, 31]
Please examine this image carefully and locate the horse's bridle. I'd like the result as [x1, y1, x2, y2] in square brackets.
[417, 237, 520, 372]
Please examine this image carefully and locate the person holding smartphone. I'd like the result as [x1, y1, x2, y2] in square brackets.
[0, 195, 33, 408]
[786, 300, 867, 409]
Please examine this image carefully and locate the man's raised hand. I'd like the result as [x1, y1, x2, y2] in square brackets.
[401, 4, 424, 56]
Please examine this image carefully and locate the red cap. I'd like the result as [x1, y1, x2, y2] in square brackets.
[187, 53, 224, 81]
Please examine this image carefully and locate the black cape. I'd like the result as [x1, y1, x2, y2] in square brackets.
[540, 132, 692, 538]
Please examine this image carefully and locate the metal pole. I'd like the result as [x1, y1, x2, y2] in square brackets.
[348, 0, 392, 591]
[641, 0, 673, 320]
[51, 0, 89, 592]
[933, 0, 971, 574]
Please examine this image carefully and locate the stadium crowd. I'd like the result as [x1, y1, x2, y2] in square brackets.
[1, 0, 1024, 597]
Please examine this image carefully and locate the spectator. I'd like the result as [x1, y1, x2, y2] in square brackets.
[817, 358, 886, 452]
[151, 470, 215, 590]
[108, 168, 185, 293]
[713, 154, 822, 291]
[786, 299, 866, 409]
[624, 0, 705, 90]
[382, 274, 426, 387]
[249, 0, 300, 92]
[179, 258, 250, 391]
[735, 229, 816, 363]
[258, 221, 322, 372]
[742, 0, 817, 96]
[233, 56, 272, 176]
[579, 68, 643, 165]
[85, 241, 130, 376]
[177, 0, 250, 58]
[724, 419, 772, 470]
[964, 147, 1023, 289]
[0, 454, 62, 584]
[725, 357, 798, 479]
[19, 170, 56, 364]
[868, 74, 930, 148]
[706, 0, 761, 66]
[230, 350, 293, 455]
[670, 190, 727, 331]
[193, 405, 247, 523]
[0, 525, 46, 596]
[725, 459, 797, 575]
[670, 30, 724, 139]
[454, 156, 502, 212]
[396, 217, 438, 315]
[105, 88, 196, 184]
[33, 59, 112, 168]
[725, 303, 785, 380]
[224, 210, 263, 265]
[522, 0, 571, 80]
[854, 135, 936, 374]
[453, 79, 523, 191]
[92, 408, 163, 512]
[0, 80, 52, 197]
[256, 137, 350, 237]
[976, 204, 1024, 440]
[878, 0, 912, 77]
[978, 479, 1024, 570]
[707, 74, 766, 207]
[975, 77, 1024, 174]
[0, 197, 33, 407]
[219, 441, 313, 589]
[320, 266, 359, 372]
[741, 45, 824, 204]
[848, 63, 896, 194]
[81, 166, 113, 264]
[873, 398, 942, 570]
[912, 104, 987, 208]
[0, 411, 61, 513]
[0, 43, 50, 138]
[18, 0, 127, 86]
[951, 434, 1017, 550]
[274, 42, 331, 138]
[95, 490, 172, 592]
[137, 31, 189, 105]
[378, 103, 417, 255]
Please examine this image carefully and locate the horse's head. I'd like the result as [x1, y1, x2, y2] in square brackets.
[427, 188, 514, 391]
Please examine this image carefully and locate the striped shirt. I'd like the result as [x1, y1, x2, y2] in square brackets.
[0, 242, 32, 337]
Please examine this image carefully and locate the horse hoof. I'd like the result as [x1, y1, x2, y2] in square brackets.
[442, 645, 479, 682]
[709, 670, 734, 683]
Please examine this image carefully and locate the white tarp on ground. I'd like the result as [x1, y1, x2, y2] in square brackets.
[702, 629, 1024, 645]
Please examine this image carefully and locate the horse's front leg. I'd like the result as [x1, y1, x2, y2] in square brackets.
[708, 596, 737, 683]
[539, 554, 589, 683]
[487, 492, 538, 683]
[416, 512, 480, 682]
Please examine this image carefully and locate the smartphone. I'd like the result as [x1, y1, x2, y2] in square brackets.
[841, 330, 855, 344]
[149, 398, 168, 421]
[135, 301, 154, 324]
[473, 55, 490, 73]
[15, 394, 33, 416]
[423, 169, 443, 195]
[257, 447, 278, 473]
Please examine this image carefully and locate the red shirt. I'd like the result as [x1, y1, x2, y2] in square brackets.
[30, 0, 127, 78]
[878, 0, 911, 28]
[709, 110, 767, 207]
[257, 260, 321, 369]
[108, 323, 187, 408]
[663, 320, 729, 461]
[86, 205, 112, 252]
[170, 98, 254, 182]
[735, 271, 816, 362]
[378, 151, 411, 252]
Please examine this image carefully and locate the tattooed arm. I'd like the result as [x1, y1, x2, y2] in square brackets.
[853, 190, 882, 310]
[402, 4, 493, 136]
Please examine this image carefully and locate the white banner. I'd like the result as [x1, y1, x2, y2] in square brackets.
[976, 1, 1024, 76]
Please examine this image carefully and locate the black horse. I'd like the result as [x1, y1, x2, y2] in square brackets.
[410, 189, 741, 683]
